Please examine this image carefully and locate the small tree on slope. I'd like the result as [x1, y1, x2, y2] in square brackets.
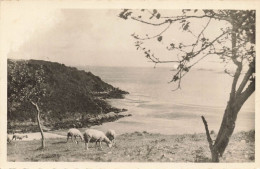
[119, 9, 255, 162]
[8, 60, 49, 149]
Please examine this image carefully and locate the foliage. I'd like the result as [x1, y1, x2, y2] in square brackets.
[8, 60, 49, 121]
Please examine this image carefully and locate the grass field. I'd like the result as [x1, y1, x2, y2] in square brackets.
[7, 130, 254, 162]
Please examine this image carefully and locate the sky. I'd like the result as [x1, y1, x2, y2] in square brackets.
[2, 6, 229, 70]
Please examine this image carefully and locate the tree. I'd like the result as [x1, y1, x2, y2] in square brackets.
[8, 60, 49, 149]
[119, 9, 255, 162]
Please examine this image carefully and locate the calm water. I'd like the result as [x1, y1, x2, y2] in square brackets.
[80, 66, 255, 135]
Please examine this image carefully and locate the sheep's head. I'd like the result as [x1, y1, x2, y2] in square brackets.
[104, 137, 112, 148]
[111, 135, 115, 140]
[106, 135, 114, 142]
[107, 141, 112, 148]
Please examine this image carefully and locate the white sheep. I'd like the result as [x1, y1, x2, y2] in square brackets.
[83, 129, 112, 150]
[67, 128, 84, 144]
[7, 135, 12, 143]
[106, 129, 116, 144]
[12, 134, 28, 140]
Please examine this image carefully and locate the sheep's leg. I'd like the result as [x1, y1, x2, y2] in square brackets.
[87, 140, 89, 150]
[85, 138, 90, 150]
[67, 134, 70, 142]
[74, 136, 77, 144]
[99, 140, 102, 149]
[85, 142, 88, 150]
[85, 142, 89, 150]
[76, 137, 79, 144]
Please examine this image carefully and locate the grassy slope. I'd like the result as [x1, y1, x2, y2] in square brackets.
[7, 130, 254, 162]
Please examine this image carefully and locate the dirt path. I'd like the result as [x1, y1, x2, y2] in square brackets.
[8, 132, 66, 141]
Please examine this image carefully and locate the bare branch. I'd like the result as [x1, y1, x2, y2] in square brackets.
[161, 14, 212, 20]
[192, 31, 229, 58]
[30, 100, 40, 112]
[191, 18, 212, 53]
[131, 16, 169, 26]
[201, 116, 214, 151]
[131, 12, 223, 27]
[134, 23, 172, 40]
[136, 42, 180, 64]
[188, 53, 210, 69]
[172, 71, 182, 91]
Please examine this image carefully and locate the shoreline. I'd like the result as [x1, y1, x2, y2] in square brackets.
[8, 111, 132, 134]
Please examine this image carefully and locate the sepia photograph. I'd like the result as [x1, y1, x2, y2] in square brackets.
[0, 1, 259, 168]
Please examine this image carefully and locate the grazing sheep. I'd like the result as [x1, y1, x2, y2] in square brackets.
[83, 129, 112, 150]
[67, 128, 84, 144]
[106, 129, 116, 144]
[12, 134, 28, 140]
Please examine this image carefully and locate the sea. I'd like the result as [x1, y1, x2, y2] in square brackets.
[79, 66, 255, 135]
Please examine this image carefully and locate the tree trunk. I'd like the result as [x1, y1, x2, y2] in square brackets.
[37, 107, 45, 149]
[203, 100, 250, 162]
[211, 150, 219, 162]
[202, 80, 254, 162]
[213, 104, 237, 161]
[31, 101, 45, 149]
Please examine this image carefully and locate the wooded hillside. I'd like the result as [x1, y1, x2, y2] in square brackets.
[8, 59, 128, 131]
